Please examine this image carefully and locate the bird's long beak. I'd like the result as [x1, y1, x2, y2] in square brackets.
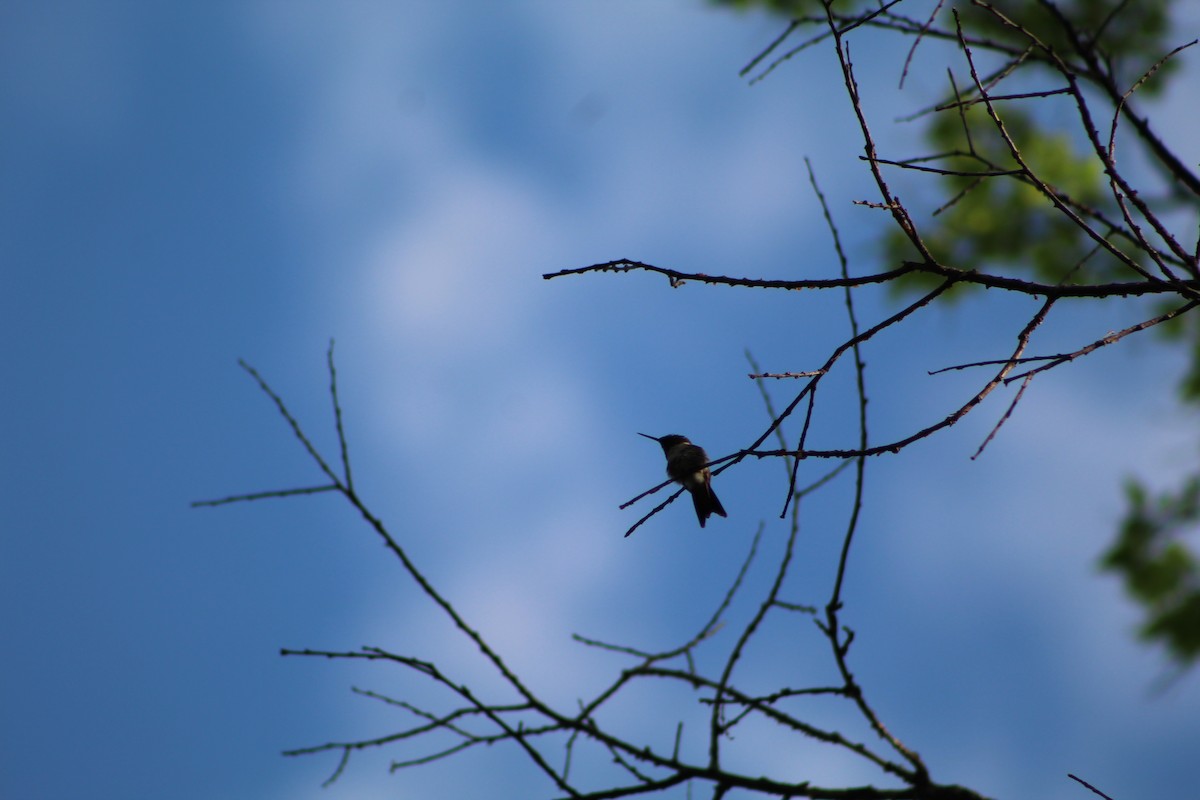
[637, 432, 659, 442]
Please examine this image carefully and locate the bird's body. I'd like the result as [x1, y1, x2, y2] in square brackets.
[639, 433, 727, 528]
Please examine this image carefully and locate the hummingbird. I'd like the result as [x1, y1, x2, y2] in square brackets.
[639, 433, 727, 528]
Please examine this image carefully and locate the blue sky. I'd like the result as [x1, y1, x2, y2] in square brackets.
[3, 2, 1199, 798]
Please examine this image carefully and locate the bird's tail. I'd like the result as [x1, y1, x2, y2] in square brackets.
[692, 484, 727, 528]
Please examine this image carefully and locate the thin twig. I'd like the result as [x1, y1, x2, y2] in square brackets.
[543, 257, 1200, 299]
[899, 0, 947, 90]
[327, 339, 354, 492]
[971, 374, 1033, 460]
[1068, 773, 1118, 800]
[191, 484, 339, 507]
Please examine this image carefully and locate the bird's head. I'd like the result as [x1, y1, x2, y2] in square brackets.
[638, 432, 690, 455]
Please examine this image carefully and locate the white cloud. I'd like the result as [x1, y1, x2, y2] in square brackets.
[360, 168, 543, 348]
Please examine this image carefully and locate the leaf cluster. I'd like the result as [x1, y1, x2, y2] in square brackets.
[1105, 478, 1200, 666]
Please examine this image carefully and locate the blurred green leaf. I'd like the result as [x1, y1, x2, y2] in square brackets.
[1104, 477, 1200, 665]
